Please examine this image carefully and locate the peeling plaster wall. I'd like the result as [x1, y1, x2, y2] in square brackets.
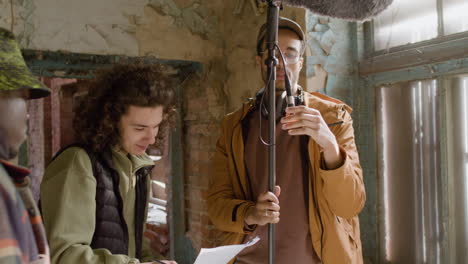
[0, 0, 147, 55]
[0, 0, 37, 47]
[0, 0, 224, 60]
[305, 13, 359, 105]
[138, 0, 223, 62]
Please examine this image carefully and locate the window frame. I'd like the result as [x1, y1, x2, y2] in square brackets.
[356, 1, 468, 263]
[360, 0, 468, 80]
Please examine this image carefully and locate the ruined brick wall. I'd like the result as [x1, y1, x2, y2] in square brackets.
[25, 78, 77, 201]
[26, 99, 44, 202]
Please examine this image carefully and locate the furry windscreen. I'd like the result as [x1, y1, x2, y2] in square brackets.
[282, 0, 393, 20]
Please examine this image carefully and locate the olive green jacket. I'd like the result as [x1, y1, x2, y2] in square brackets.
[40, 146, 157, 264]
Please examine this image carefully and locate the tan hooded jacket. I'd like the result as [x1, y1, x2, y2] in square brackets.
[207, 91, 365, 264]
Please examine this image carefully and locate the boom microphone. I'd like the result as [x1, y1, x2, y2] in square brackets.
[281, 0, 393, 20]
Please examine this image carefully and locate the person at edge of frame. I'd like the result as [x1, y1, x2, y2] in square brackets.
[0, 27, 51, 264]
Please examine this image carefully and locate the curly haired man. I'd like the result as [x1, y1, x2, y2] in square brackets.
[40, 64, 177, 264]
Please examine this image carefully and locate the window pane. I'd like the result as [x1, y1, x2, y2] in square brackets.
[373, 0, 438, 50]
[377, 80, 443, 263]
[443, 0, 468, 35]
[446, 75, 468, 264]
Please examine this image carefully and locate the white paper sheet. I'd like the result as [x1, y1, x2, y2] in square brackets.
[193, 236, 260, 264]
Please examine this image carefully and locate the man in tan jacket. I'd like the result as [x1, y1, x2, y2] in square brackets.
[207, 17, 365, 264]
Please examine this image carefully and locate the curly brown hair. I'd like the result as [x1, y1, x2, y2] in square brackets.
[73, 63, 177, 153]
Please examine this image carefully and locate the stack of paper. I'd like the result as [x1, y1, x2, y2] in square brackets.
[193, 236, 260, 264]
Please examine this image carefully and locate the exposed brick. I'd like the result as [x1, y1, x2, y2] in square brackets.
[198, 162, 213, 177]
[185, 159, 200, 175]
[185, 198, 207, 212]
[187, 174, 209, 189]
[27, 99, 44, 202]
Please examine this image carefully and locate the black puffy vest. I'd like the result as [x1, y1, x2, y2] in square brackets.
[52, 145, 153, 259]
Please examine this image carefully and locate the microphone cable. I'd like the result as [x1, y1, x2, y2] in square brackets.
[257, 44, 293, 146]
[258, 60, 275, 146]
[275, 43, 294, 107]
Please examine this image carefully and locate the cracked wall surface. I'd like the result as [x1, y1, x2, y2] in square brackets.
[1, 0, 148, 55]
[305, 13, 359, 105]
[0, 0, 37, 47]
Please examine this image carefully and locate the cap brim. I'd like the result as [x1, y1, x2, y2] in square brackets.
[0, 64, 50, 99]
[0, 27, 50, 99]
[257, 17, 306, 55]
[278, 17, 305, 41]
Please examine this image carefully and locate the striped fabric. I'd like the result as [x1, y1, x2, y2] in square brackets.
[0, 160, 49, 264]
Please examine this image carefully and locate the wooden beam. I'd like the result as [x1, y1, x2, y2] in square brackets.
[169, 83, 196, 264]
[22, 49, 202, 80]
